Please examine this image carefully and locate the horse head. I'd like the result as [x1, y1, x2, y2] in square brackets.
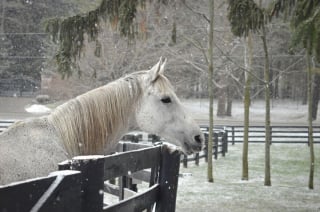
[135, 57, 204, 154]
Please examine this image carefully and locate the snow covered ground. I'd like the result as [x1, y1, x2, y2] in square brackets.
[181, 99, 319, 126]
[177, 99, 320, 211]
[25, 104, 51, 114]
[176, 143, 320, 212]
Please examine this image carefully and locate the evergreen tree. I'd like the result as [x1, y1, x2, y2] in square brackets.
[0, 0, 76, 87]
[271, 0, 319, 190]
[290, 0, 318, 190]
[45, 0, 173, 77]
[227, 0, 272, 186]
[239, 0, 320, 189]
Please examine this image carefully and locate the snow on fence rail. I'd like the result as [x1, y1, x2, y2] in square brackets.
[0, 142, 181, 212]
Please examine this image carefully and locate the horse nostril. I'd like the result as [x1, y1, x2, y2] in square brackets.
[194, 135, 202, 144]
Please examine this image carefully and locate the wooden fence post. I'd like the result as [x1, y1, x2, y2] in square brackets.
[119, 143, 127, 200]
[270, 126, 273, 145]
[232, 126, 235, 145]
[118, 142, 138, 200]
[220, 132, 226, 157]
[183, 154, 188, 168]
[156, 145, 181, 212]
[204, 132, 208, 162]
[308, 126, 311, 147]
[195, 153, 199, 166]
[223, 130, 228, 153]
[71, 155, 105, 212]
[214, 133, 218, 160]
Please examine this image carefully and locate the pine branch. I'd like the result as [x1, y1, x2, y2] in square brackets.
[227, 0, 265, 37]
[45, 0, 171, 77]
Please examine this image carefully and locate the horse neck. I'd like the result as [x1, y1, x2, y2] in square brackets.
[48, 78, 143, 156]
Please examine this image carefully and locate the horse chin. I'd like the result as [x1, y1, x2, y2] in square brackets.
[161, 135, 201, 155]
[182, 141, 201, 155]
[181, 147, 193, 155]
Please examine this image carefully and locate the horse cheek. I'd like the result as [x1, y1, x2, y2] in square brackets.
[136, 108, 156, 133]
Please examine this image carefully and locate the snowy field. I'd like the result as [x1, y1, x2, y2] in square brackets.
[177, 99, 319, 212]
[176, 143, 320, 212]
[181, 99, 319, 126]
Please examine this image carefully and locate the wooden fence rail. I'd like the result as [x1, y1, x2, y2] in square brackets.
[222, 125, 320, 144]
[181, 129, 228, 168]
[0, 143, 181, 212]
[121, 128, 229, 168]
[0, 120, 15, 133]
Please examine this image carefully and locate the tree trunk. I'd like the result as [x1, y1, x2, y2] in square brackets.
[261, 24, 271, 187]
[217, 89, 226, 116]
[207, 0, 214, 183]
[312, 73, 320, 120]
[226, 88, 232, 116]
[302, 71, 308, 105]
[306, 46, 315, 190]
[242, 33, 252, 181]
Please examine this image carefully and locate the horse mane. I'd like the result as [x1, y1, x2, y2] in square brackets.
[48, 73, 143, 156]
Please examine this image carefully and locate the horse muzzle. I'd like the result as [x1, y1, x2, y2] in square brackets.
[183, 133, 204, 155]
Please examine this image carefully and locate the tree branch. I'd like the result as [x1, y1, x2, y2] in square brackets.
[181, 0, 210, 23]
[214, 41, 265, 84]
[181, 35, 209, 65]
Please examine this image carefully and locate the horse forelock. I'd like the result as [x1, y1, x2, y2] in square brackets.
[152, 74, 175, 96]
[48, 75, 143, 156]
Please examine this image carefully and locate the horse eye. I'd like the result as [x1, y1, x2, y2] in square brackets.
[161, 97, 172, 104]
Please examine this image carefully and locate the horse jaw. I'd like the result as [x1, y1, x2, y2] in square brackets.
[155, 113, 204, 155]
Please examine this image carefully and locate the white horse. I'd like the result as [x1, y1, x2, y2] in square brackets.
[0, 58, 203, 185]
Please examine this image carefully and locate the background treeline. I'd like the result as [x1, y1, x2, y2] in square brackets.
[0, 0, 312, 108]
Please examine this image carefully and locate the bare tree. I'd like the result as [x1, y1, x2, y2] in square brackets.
[242, 33, 253, 181]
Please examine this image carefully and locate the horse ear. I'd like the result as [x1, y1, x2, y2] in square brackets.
[159, 58, 167, 74]
[149, 57, 167, 83]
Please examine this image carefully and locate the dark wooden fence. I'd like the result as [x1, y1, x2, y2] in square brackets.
[180, 128, 228, 168]
[222, 125, 320, 144]
[0, 170, 82, 212]
[0, 142, 181, 212]
[121, 128, 229, 168]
